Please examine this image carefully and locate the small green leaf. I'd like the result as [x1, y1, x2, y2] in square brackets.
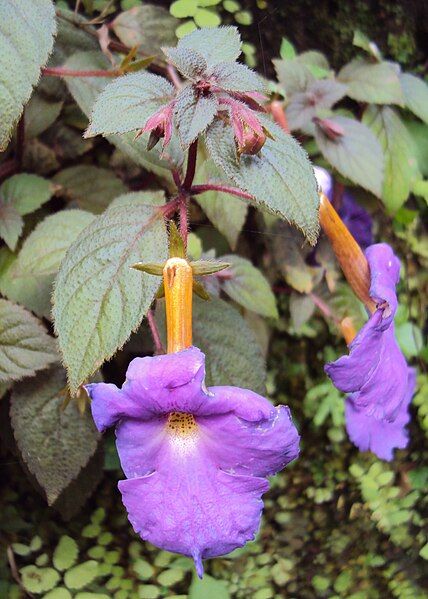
[189, 573, 230, 599]
[0, 299, 57, 383]
[11, 543, 32, 556]
[53, 166, 127, 213]
[157, 568, 185, 586]
[0, 0, 56, 150]
[175, 86, 218, 148]
[395, 321, 423, 358]
[85, 72, 175, 137]
[25, 94, 63, 138]
[352, 30, 382, 61]
[205, 118, 320, 245]
[194, 8, 221, 27]
[64, 560, 100, 590]
[363, 106, 419, 212]
[0, 204, 23, 251]
[53, 535, 79, 571]
[20, 566, 60, 594]
[10, 366, 100, 505]
[399, 72, 428, 125]
[170, 0, 199, 18]
[314, 115, 384, 197]
[289, 292, 315, 330]
[43, 588, 73, 599]
[220, 255, 278, 318]
[177, 26, 241, 68]
[53, 193, 167, 393]
[0, 173, 54, 216]
[176, 20, 197, 39]
[338, 58, 403, 105]
[133, 559, 155, 580]
[234, 10, 252, 26]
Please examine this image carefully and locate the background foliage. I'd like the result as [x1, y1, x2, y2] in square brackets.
[0, 1, 427, 598]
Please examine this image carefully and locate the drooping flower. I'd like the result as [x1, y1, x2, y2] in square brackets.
[324, 243, 415, 460]
[86, 348, 299, 576]
[139, 102, 175, 150]
[314, 166, 373, 249]
[86, 256, 299, 576]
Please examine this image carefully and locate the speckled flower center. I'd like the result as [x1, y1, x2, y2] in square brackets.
[166, 412, 197, 437]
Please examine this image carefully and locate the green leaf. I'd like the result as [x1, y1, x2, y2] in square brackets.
[395, 321, 423, 358]
[53, 193, 168, 393]
[10, 366, 100, 504]
[194, 8, 222, 27]
[220, 255, 278, 318]
[53, 536, 79, 571]
[399, 73, 428, 125]
[112, 4, 178, 55]
[64, 560, 100, 590]
[0, 299, 57, 383]
[0, 210, 95, 319]
[314, 115, 384, 197]
[352, 30, 382, 61]
[0, 173, 54, 216]
[286, 79, 347, 131]
[289, 292, 315, 330]
[210, 61, 265, 92]
[0, 204, 23, 251]
[273, 58, 315, 96]
[280, 37, 296, 60]
[363, 106, 418, 212]
[85, 71, 175, 137]
[170, 0, 199, 18]
[0, 0, 56, 150]
[43, 589, 73, 599]
[20, 565, 60, 594]
[189, 573, 230, 599]
[25, 94, 63, 138]
[175, 86, 218, 147]
[338, 58, 403, 105]
[64, 51, 184, 176]
[53, 166, 127, 214]
[204, 118, 320, 245]
[177, 26, 241, 68]
[176, 20, 197, 39]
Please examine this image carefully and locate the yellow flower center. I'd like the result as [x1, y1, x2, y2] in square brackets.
[166, 412, 197, 437]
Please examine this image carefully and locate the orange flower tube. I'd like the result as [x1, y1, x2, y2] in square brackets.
[163, 257, 193, 353]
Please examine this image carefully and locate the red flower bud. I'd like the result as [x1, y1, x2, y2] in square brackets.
[138, 102, 174, 150]
[313, 117, 345, 141]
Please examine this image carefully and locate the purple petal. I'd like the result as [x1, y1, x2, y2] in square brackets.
[86, 382, 142, 432]
[326, 317, 407, 420]
[345, 368, 416, 460]
[118, 449, 269, 576]
[339, 192, 373, 249]
[366, 243, 401, 325]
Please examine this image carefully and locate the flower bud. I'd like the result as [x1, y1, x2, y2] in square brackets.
[237, 124, 267, 156]
[138, 102, 174, 150]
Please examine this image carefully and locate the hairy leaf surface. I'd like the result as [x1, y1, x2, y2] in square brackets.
[338, 58, 403, 105]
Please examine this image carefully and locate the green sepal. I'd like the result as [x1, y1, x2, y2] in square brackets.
[190, 260, 230, 276]
[155, 282, 165, 299]
[168, 221, 187, 258]
[131, 262, 164, 276]
[193, 280, 210, 301]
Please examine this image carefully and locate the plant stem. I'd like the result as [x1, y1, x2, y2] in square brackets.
[147, 309, 164, 354]
[309, 292, 339, 324]
[167, 64, 182, 89]
[179, 195, 188, 248]
[183, 141, 198, 190]
[190, 183, 254, 201]
[42, 66, 118, 78]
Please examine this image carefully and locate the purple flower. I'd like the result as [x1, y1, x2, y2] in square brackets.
[314, 166, 373, 249]
[86, 347, 299, 576]
[325, 243, 415, 460]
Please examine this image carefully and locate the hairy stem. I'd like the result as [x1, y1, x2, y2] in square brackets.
[147, 309, 164, 354]
[190, 183, 254, 201]
[42, 66, 118, 78]
[183, 141, 198, 190]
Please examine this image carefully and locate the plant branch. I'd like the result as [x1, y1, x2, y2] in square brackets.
[179, 194, 189, 248]
[167, 64, 182, 89]
[183, 141, 198, 190]
[42, 66, 119, 78]
[190, 183, 254, 201]
[147, 309, 164, 354]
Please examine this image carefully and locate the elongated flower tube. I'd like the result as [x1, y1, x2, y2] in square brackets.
[317, 183, 415, 461]
[86, 256, 300, 575]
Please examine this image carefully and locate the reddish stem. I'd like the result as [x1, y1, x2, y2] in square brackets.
[183, 141, 198, 190]
[42, 66, 118, 78]
[167, 64, 182, 89]
[309, 293, 339, 324]
[159, 197, 181, 218]
[179, 195, 189, 248]
[190, 183, 254, 201]
[147, 309, 164, 355]
[172, 169, 182, 190]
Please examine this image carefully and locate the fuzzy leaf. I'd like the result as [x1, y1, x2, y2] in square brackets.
[363, 106, 418, 213]
[53, 536, 79, 571]
[273, 58, 315, 96]
[0, 211, 95, 319]
[0, 204, 23, 251]
[53, 166, 127, 214]
[220, 255, 278, 318]
[112, 4, 178, 55]
[314, 115, 384, 197]
[64, 561, 100, 590]
[211, 61, 265, 92]
[338, 58, 403, 105]
[0, 299, 57, 383]
[0, 173, 54, 216]
[205, 118, 319, 245]
[400, 73, 428, 125]
[289, 292, 315, 330]
[10, 366, 100, 504]
[25, 94, 63, 138]
[175, 86, 218, 147]
[286, 79, 347, 131]
[53, 193, 167, 393]
[85, 71, 174, 137]
[177, 26, 241, 68]
[163, 46, 207, 79]
[64, 51, 184, 175]
[0, 0, 56, 150]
